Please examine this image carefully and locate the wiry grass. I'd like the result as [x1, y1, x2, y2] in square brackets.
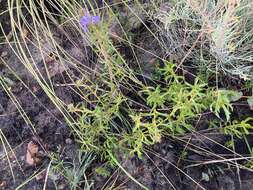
[50, 151, 95, 190]
[155, 0, 253, 80]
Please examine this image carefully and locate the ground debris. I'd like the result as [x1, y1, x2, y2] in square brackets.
[26, 141, 40, 166]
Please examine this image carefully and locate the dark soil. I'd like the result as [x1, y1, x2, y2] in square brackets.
[0, 25, 82, 188]
[0, 72, 77, 189]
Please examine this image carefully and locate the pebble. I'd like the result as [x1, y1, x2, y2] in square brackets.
[65, 138, 72, 144]
[20, 155, 25, 161]
[1, 51, 8, 58]
[58, 183, 66, 190]
[0, 181, 7, 188]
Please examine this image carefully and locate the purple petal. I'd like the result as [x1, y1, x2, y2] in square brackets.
[80, 16, 90, 25]
[80, 13, 100, 32]
[91, 16, 100, 24]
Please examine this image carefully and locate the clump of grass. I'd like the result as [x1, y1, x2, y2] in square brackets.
[50, 151, 95, 190]
[155, 0, 253, 80]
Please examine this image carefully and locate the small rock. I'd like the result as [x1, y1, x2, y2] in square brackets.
[0, 181, 7, 188]
[20, 155, 25, 161]
[58, 183, 66, 190]
[0, 51, 8, 58]
[65, 138, 72, 145]
[26, 141, 40, 166]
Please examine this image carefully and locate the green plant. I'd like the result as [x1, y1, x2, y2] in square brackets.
[68, 90, 127, 156]
[69, 54, 247, 159]
[51, 151, 95, 190]
[224, 118, 253, 158]
[224, 118, 253, 138]
[211, 89, 242, 121]
[95, 166, 111, 177]
[124, 61, 215, 157]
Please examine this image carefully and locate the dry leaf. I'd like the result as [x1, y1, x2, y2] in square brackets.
[26, 141, 39, 166]
[0, 181, 7, 188]
[45, 54, 66, 78]
[21, 25, 30, 39]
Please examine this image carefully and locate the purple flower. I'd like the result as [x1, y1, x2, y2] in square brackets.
[80, 13, 100, 32]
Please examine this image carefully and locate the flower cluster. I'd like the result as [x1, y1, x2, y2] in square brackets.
[80, 12, 100, 32]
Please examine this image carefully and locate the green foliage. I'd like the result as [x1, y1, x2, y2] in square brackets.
[68, 90, 126, 156]
[95, 166, 111, 177]
[211, 90, 242, 121]
[224, 118, 253, 157]
[145, 62, 212, 127]
[143, 86, 166, 108]
[51, 151, 94, 190]
[124, 112, 163, 158]
[127, 62, 215, 156]
[69, 54, 248, 159]
[223, 118, 253, 138]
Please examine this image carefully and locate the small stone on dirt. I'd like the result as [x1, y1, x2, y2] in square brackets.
[0, 51, 8, 58]
[58, 182, 67, 190]
[0, 181, 7, 188]
[65, 138, 72, 144]
[26, 141, 40, 166]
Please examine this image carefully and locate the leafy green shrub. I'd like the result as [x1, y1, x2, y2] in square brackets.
[66, 9, 247, 158]
[69, 52, 243, 158]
